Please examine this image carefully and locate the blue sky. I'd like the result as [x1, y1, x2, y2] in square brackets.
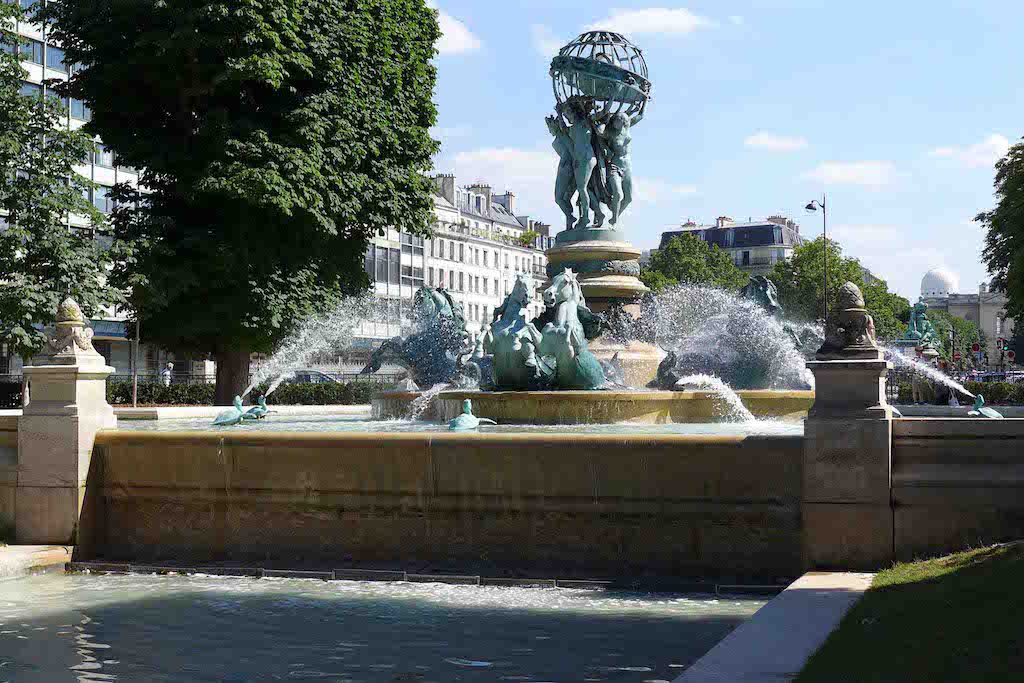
[427, 1, 1024, 300]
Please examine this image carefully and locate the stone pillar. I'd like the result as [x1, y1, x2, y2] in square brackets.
[545, 228, 664, 386]
[802, 282, 894, 569]
[16, 298, 116, 544]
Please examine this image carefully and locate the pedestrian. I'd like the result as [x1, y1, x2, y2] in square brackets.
[161, 362, 173, 387]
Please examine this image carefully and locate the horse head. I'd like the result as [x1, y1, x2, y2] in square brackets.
[543, 268, 583, 309]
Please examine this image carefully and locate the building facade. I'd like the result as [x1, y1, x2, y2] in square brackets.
[658, 215, 804, 277]
[1, 4, 153, 379]
[351, 175, 553, 364]
[919, 268, 1016, 367]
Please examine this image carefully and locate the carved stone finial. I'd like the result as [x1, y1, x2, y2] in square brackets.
[816, 282, 883, 360]
[40, 296, 105, 367]
[56, 297, 86, 324]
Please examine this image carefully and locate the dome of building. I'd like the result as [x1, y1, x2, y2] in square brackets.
[921, 267, 960, 299]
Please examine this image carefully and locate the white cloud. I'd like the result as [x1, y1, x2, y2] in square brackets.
[427, 2, 481, 55]
[728, 15, 744, 25]
[531, 24, 564, 58]
[802, 161, 896, 188]
[929, 134, 1010, 168]
[454, 147, 556, 214]
[584, 8, 712, 35]
[744, 132, 808, 152]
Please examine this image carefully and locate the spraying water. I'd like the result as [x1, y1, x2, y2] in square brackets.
[883, 347, 975, 398]
[244, 293, 378, 399]
[408, 383, 449, 421]
[647, 285, 816, 390]
[674, 374, 756, 422]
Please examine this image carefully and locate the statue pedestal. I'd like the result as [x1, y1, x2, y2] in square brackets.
[546, 230, 663, 386]
[16, 313, 116, 545]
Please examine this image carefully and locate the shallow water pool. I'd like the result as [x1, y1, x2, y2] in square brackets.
[117, 414, 803, 436]
[0, 572, 765, 682]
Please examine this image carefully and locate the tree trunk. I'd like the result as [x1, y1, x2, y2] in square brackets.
[214, 349, 251, 406]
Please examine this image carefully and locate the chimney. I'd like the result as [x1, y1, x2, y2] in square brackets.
[716, 216, 733, 228]
[493, 191, 515, 215]
[433, 174, 456, 205]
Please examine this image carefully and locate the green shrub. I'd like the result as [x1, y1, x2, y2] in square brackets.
[106, 381, 216, 406]
[963, 381, 1024, 405]
[106, 379, 386, 406]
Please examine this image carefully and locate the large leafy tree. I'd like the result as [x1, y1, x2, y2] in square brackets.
[641, 233, 749, 292]
[771, 238, 910, 340]
[0, 3, 118, 365]
[770, 237, 865, 322]
[45, 0, 440, 402]
[978, 139, 1023, 318]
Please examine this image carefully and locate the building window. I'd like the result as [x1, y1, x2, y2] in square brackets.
[19, 81, 42, 99]
[459, 243, 464, 262]
[427, 267, 434, 286]
[20, 39, 43, 65]
[94, 144, 114, 168]
[458, 272, 464, 292]
[70, 98, 91, 121]
[774, 226, 783, 244]
[483, 279, 489, 295]
[483, 251, 489, 267]
[45, 44, 66, 72]
[92, 185, 114, 214]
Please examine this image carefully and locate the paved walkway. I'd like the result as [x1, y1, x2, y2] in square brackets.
[675, 571, 873, 683]
[0, 545, 72, 579]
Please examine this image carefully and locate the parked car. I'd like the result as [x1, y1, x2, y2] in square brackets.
[280, 369, 341, 384]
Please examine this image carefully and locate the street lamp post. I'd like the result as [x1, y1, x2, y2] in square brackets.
[805, 195, 828, 321]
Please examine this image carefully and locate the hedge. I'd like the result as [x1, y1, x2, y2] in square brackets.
[105, 380, 385, 406]
[895, 381, 1024, 405]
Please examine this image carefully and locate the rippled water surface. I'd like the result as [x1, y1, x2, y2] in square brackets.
[0, 572, 766, 682]
[117, 414, 803, 436]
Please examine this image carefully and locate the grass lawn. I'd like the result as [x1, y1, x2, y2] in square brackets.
[798, 544, 1024, 683]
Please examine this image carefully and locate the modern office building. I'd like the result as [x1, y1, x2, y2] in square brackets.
[658, 215, 804, 277]
[0, 5, 151, 378]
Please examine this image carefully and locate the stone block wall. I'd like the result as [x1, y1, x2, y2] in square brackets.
[79, 431, 805, 578]
[0, 415, 16, 540]
[892, 418, 1024, 560]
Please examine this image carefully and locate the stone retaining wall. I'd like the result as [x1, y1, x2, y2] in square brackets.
[78, 431, 805, 578]
[0, 414, 17, 538]
[892, 418, 1024, 560]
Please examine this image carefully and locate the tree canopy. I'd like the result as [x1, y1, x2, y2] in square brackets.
[770, 237, 911, 341]
[44, 0, 441, 401]
[0, 3, 119, 360]
[977, 138, 1023, 318]
[927, 309, 983, 368]
[641, 233, 749, 292]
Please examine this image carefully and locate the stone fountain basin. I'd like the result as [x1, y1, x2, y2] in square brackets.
[373, 389, 815, 425]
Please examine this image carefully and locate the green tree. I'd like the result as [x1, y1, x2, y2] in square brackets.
[0, 4, 119, 367]
[927, 309, 983, 368]
[977, 139, 1023, 318]
[640, 233, 749, 292]
[771, 238, 910, 341]
[46, 0, 440, 402]
[770, 237, 865, 322]
[516, 229, 540, 248]
[862, 281, 911, 342]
